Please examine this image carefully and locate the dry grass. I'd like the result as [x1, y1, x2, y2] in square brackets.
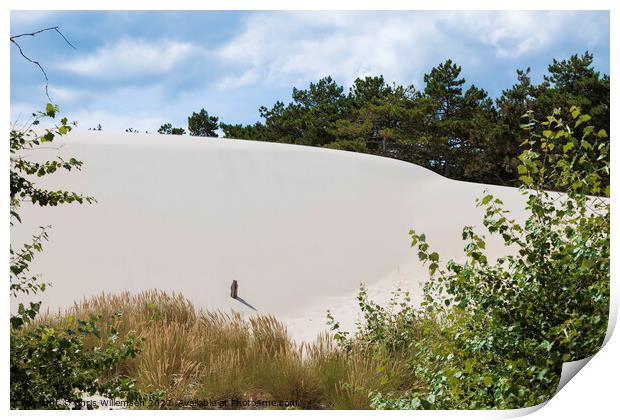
[36, 290, 423, 409]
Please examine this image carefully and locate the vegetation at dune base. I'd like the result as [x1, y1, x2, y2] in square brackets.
[11, 101, 609, 409]
[33, 290, 425, 409]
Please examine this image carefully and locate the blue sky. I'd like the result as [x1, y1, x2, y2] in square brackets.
[10, 10, 610, 133]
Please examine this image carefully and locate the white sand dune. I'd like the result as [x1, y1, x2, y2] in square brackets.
[11, 131, 528, 343]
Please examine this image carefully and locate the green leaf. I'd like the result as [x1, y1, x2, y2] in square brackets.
[575, 114, 591, 127]
[45, 103, 57, 118]
[10, 316, 24, 329]
[429, 262, 438, 275]
[519, 175, 533, 186]
[480, 194, 493, 205]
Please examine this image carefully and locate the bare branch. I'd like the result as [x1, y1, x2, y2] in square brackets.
[10, 26, 76, 49]
[10, 26, 76, 103]
[10, 38, 51, 101]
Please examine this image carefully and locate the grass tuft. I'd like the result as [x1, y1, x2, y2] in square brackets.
[35, 290, 423, 409]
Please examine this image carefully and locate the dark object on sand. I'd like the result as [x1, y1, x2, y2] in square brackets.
[230, 280, 238, 299]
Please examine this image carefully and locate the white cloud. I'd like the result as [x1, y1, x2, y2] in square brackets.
[216, 68, 260, 90]
[58, 39, 202, 78]
[214, 11, 607, 90]
[47, 85, 92, 104]
[215, 12, 441, 89]
[447, 11, 582, 59]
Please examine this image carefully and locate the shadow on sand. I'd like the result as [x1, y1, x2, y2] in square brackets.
[235, 296, 257, 311]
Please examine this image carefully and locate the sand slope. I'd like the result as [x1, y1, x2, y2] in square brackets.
[11, 131, 527, 343]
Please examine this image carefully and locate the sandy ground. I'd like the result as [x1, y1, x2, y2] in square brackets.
[11, 130, 528, 344]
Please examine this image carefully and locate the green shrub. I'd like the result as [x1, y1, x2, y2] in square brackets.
[330, 107, 609, 409]
[10, 315, 148, 409]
